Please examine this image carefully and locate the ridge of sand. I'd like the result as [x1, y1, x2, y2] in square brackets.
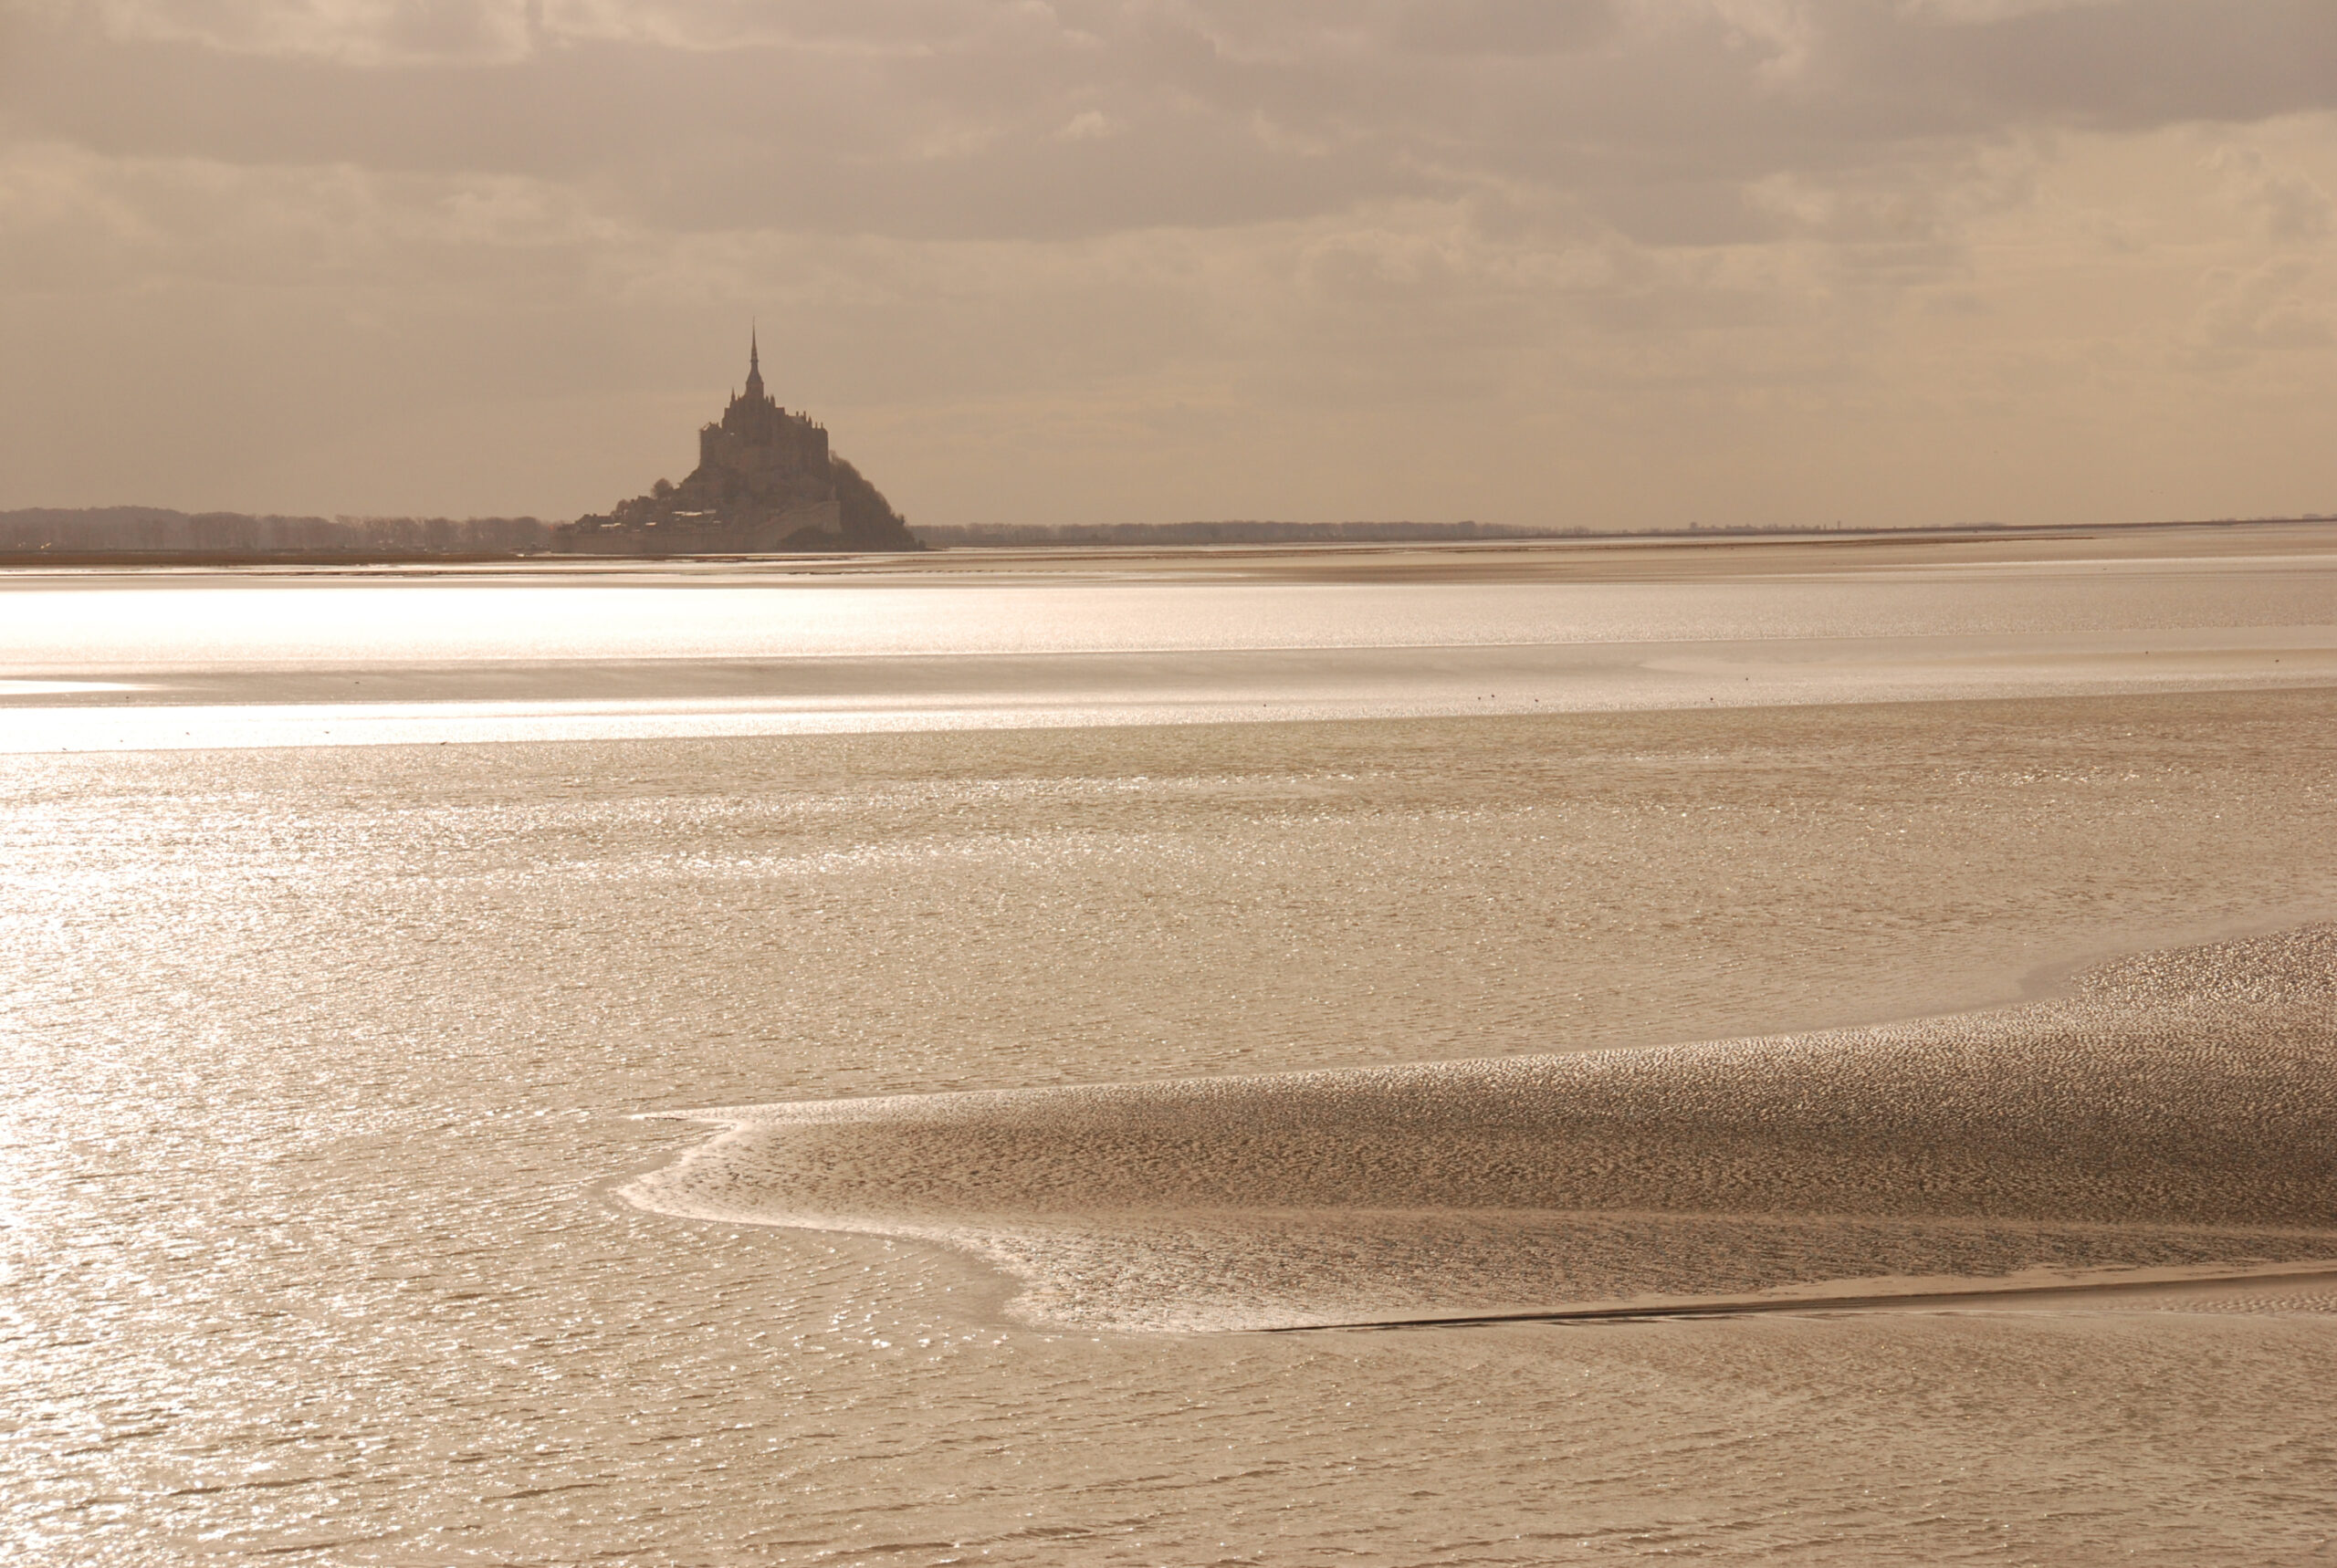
[624, 925, 2337, 1332]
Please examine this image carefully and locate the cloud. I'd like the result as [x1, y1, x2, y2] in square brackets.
[2210, 143, 2333, 242]
[2182, 255, 2336, 367]
[64, 0, 535, 63]
[5, 1, 2331, 243]
[1893, 0, 2126, 22]
[5, 0, 2335, 522]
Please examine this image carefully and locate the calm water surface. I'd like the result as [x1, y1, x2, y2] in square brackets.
[4, 544, 2334, 748]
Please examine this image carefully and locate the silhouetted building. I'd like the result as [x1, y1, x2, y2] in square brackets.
[562, 334, 918, 554]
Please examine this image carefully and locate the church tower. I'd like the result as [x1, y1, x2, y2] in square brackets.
[743, 327, 766, 402]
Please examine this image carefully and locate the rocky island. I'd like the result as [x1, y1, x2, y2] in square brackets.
[560, 336, 920, 555]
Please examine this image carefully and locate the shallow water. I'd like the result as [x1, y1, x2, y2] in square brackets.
[5, 537, 2337, 1563]
[5, 533, 2333, 749]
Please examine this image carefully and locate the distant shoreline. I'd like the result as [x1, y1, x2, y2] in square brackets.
[1, 510, 2330, 569]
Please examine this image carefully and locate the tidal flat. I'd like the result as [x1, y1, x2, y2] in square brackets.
[4, 526, 2336, 1563]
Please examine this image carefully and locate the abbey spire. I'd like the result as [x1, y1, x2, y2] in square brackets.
[743, 326, 766, 402]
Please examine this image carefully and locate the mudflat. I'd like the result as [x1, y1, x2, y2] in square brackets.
[634, 925, 2337, 1331]
[5, 524, 2336, 1563]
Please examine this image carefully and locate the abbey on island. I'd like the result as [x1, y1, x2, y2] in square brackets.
[563, 335, 919, 554]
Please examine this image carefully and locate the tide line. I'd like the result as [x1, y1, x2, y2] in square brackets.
[1268, 1261, 2337, 1332]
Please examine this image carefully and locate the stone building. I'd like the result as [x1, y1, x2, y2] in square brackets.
[562, 334, 918, 554]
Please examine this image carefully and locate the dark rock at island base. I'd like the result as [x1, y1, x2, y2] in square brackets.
[558, 334, 922, 556]
[829, 456, 920, 552]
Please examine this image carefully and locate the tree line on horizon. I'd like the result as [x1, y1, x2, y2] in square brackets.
[0, 507, 556, 559]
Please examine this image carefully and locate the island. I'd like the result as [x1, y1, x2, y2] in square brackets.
[558, 334, 920, 555]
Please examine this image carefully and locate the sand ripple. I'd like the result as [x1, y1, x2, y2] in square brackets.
[624, 926, 2337, 1331]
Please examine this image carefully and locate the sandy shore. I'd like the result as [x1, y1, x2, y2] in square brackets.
[629, 924, 2337, 1332]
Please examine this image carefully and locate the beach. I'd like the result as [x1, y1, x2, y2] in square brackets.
[5, 524, 2336, 1563]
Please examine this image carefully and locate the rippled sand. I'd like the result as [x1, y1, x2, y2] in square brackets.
[629, 925, 2337, 1331]
[10, 688, 2337, 1563]
[8, 538, 2337, 1563]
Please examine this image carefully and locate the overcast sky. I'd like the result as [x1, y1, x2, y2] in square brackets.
[3, 0, 2332, 528]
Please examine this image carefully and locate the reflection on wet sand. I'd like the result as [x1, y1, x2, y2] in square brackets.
[5, 520, 2332, 750]
[8, 530, 2337, 1563]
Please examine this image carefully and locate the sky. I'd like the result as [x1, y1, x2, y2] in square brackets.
[2, 0, 2333, 529]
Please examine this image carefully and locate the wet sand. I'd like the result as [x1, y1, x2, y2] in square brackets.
[1270, 1261, 2337, 1331]
[628, 925, 2337, 1333]
[7, 529, 2337, 1563]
